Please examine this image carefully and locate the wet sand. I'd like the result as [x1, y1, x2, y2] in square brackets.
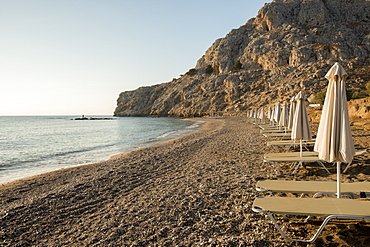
[0, 117, 369, 246]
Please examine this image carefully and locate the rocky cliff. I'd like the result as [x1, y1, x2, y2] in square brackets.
[114, 0, 370, 117]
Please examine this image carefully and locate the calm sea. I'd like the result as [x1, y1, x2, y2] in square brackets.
[0, 116, 202, 184]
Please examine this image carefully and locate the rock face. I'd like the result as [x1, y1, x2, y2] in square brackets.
[348, 98, 370, 120]
[114, 0, 370, 117]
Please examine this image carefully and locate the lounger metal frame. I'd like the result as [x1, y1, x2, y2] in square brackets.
[267, 140, 314, 152]
[264, 157, 330, 175]
[252, 197, 370, 243]
[264, 149, 368, 174]
[262, 133, 292, 139]
[255, 180, 370, 199]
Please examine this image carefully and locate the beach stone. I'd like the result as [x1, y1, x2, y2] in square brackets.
[2, 111, 370, 244]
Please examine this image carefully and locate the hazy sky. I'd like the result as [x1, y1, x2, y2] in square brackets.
[1, 0, 269, 115]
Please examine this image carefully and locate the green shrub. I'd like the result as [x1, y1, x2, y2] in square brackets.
[312, 87, 363, 104]
[205, 65, 213, 74]
[347, 81, 370, 100]
[311, 80, 370, 105]
[312, 88, 327, 104]
[351, 90, 369, 99]
[232, 60, 243, 71]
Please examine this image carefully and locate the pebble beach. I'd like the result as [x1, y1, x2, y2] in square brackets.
[1, 117, 370, 246]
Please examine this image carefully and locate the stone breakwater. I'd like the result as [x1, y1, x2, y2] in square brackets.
[1, 117, 369, 246]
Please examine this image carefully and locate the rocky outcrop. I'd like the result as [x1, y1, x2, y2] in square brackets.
[348, 98, 370, 120]
[114, 0, 370, 117]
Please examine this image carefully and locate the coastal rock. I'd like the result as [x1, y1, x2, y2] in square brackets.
[114, 0, 370, 117]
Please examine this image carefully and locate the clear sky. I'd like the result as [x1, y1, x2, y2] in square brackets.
[1, 0, 269, 115]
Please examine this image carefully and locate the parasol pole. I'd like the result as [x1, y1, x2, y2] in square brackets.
[337, 161, 341, 198]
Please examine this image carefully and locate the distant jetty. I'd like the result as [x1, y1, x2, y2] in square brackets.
[71, 116, 116, 120]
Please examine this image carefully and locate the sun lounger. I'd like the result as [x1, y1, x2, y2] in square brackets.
[267, 139, 315, 152]
[264, 155, 330, 174]
[256, 180, 370, 198]
[264, 149, 368, 173]
[260, 129, 291, 134]
[252, 196, 370, 243]
[264, 151, 318, 158]
[264, 149, 367, 158]
[262, 132, 292, 140]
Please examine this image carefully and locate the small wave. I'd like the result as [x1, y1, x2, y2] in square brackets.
[154, 120, 204, 141]
[185, 120, 204, 129]
[156, 131, 177, 139]
[1, 142, 120, 169]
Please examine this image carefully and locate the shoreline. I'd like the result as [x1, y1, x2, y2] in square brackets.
[0, 117, 204, 187]
[109, 118, 206, 161]
[0, 117, 208, 191]
[1, 117, 369, 246]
